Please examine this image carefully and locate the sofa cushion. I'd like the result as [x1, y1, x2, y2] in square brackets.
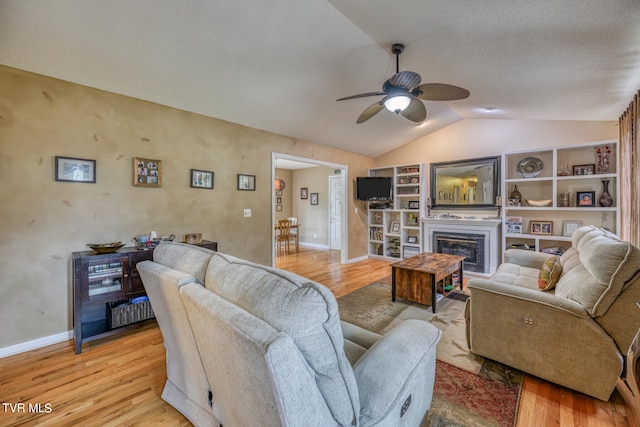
[204, 252, 359, 426]
[556, 226, 640, 317]
[538, 256, 562, 291]
[490, 262, 540, 290]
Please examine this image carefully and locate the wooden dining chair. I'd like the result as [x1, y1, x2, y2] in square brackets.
[276, 219, 291, 255]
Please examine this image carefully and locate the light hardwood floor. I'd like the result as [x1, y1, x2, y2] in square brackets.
[1, 247, 638, 426]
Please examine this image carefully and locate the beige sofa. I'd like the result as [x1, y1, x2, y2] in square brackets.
[138, 242, 441, 426]
[465, 226, 640, 400]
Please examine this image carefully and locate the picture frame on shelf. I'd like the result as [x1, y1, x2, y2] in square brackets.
[134, 157, 161, 187]
[301, 187, 308, 199]
[403, 246, 420, 259]
[55, 156, 96, 183]
[407, 235, 418, 244]
[563, 220, 582, 237]
[572, 164, 595, 175]
[408, 201, 420, 209]
[576, 191, 595, 207]
[237, 174, 256, 191]
[310, 192, 319, 205]
[530, 220, 553, 235]
[390, 220, 400, 233]
[184, 233, 202, 244]
[190, 169, 214, 189]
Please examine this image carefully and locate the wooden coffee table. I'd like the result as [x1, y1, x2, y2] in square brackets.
[391, 252, 465, 313]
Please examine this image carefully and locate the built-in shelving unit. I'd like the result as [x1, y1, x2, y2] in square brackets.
[367, 164, 426, 260]
[501, 140, 618, 255]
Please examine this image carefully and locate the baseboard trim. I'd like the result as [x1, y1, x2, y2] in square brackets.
[0, 330, 72, 359]
[347, 255, 369, 264]
[299, 242, 330, 250]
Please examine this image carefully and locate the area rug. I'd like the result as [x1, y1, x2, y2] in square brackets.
[337, 279, 522, 427]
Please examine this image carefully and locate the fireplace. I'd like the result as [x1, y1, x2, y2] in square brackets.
[433, 232, 485, 273]
[421, 217, 501, 276]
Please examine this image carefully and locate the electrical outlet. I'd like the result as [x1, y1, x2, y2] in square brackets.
[243, 209, 251, 217]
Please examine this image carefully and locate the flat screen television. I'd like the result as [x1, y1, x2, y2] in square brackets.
[356, 177, 393, 201]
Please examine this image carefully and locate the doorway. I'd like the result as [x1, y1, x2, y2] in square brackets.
[329, 175, 342, 251]
[272, 153, 348, 265]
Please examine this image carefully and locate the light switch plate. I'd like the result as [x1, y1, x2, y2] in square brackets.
[244, 209, 251, 217]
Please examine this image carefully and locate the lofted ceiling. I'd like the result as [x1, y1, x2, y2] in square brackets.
[1, 1, 639, 157]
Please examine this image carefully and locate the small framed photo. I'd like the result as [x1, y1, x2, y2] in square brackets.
[310, 192, 319, 205]
[408, 201, 420, 209]
[390, 220, 400, 233]
[276, 190, 282, 196]
[276, 205, 283, 211]
[530, 220, 553, 235]
[55, 156, 96, 183]
[191, 169, 214, 189]
[301, 187, 309, 199]
[576, 191, 595, 207]
[407, 236, 418, 244]
[184, 233, 202, 244]
[276, 196, 282, 204]
[237, 174, 256, 191]
[134, 157, 162, 187]
[563, 220, 582, 237]
[573, 164, 595, 175]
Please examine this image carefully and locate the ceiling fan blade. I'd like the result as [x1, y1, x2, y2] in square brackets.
[337, 91, 386, 101]
[414, 83, 470, 101]
[389, 71, 422, 90]
[357, 102, 384, 124]
[400, 98, 427, 122]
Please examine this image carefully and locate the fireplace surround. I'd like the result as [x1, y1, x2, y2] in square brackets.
[421, 217, 501, 276]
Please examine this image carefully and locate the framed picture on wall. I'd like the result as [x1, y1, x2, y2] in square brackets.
[55, 156, 96, 183]
[190, 169, 214, 189]
[301, 187, 309, 199]
[276, 205, 282, 211]
[237, 174, 256, 191]
[134, 157, 162, 187]
[276, 196, 282, 204]
[310, 193, 318, 205]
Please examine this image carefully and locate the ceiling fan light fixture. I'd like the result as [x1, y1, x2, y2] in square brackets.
[384, 95, 411, 113]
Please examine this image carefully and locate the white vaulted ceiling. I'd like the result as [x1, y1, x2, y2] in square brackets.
[1, 1, 639, 157]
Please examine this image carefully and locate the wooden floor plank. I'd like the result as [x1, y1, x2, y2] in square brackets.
[0, 247, 637, 426]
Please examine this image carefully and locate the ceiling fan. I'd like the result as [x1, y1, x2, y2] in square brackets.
[337, 43, 470, 124]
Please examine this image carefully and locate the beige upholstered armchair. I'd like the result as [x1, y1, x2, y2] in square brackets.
[465, 226, 640, 400]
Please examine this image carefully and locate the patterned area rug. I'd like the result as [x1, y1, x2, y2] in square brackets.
[337, 280, 522, 427]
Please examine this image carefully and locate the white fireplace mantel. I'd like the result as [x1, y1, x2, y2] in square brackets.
[421, 217, 502, 276]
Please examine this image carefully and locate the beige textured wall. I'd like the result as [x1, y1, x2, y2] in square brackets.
[292, 166, 336, 246]
[0, 65, 373, 349]
[274, 168, 292, 221]
[375, 119, 618, 167]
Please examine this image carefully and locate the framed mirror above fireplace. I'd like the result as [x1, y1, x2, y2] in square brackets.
[430, 156, 500, 209]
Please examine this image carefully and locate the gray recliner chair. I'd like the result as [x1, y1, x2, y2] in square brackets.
[139, 243, 441, 426]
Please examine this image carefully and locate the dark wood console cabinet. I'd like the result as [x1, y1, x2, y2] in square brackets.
[73, 240, 217, 353]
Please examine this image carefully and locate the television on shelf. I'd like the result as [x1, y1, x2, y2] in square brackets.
[356, 177, 393, 201]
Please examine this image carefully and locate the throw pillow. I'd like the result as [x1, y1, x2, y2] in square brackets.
[538, 256, 562, 291]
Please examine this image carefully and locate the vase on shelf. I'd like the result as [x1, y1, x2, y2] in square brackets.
[559, 192, 571, 207]
[598, 180, 614, 207]
[596, 144, 612, 174]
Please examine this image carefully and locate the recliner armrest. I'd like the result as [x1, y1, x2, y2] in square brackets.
[353, 319, 441, 426]
[467, 279, 588, 317]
